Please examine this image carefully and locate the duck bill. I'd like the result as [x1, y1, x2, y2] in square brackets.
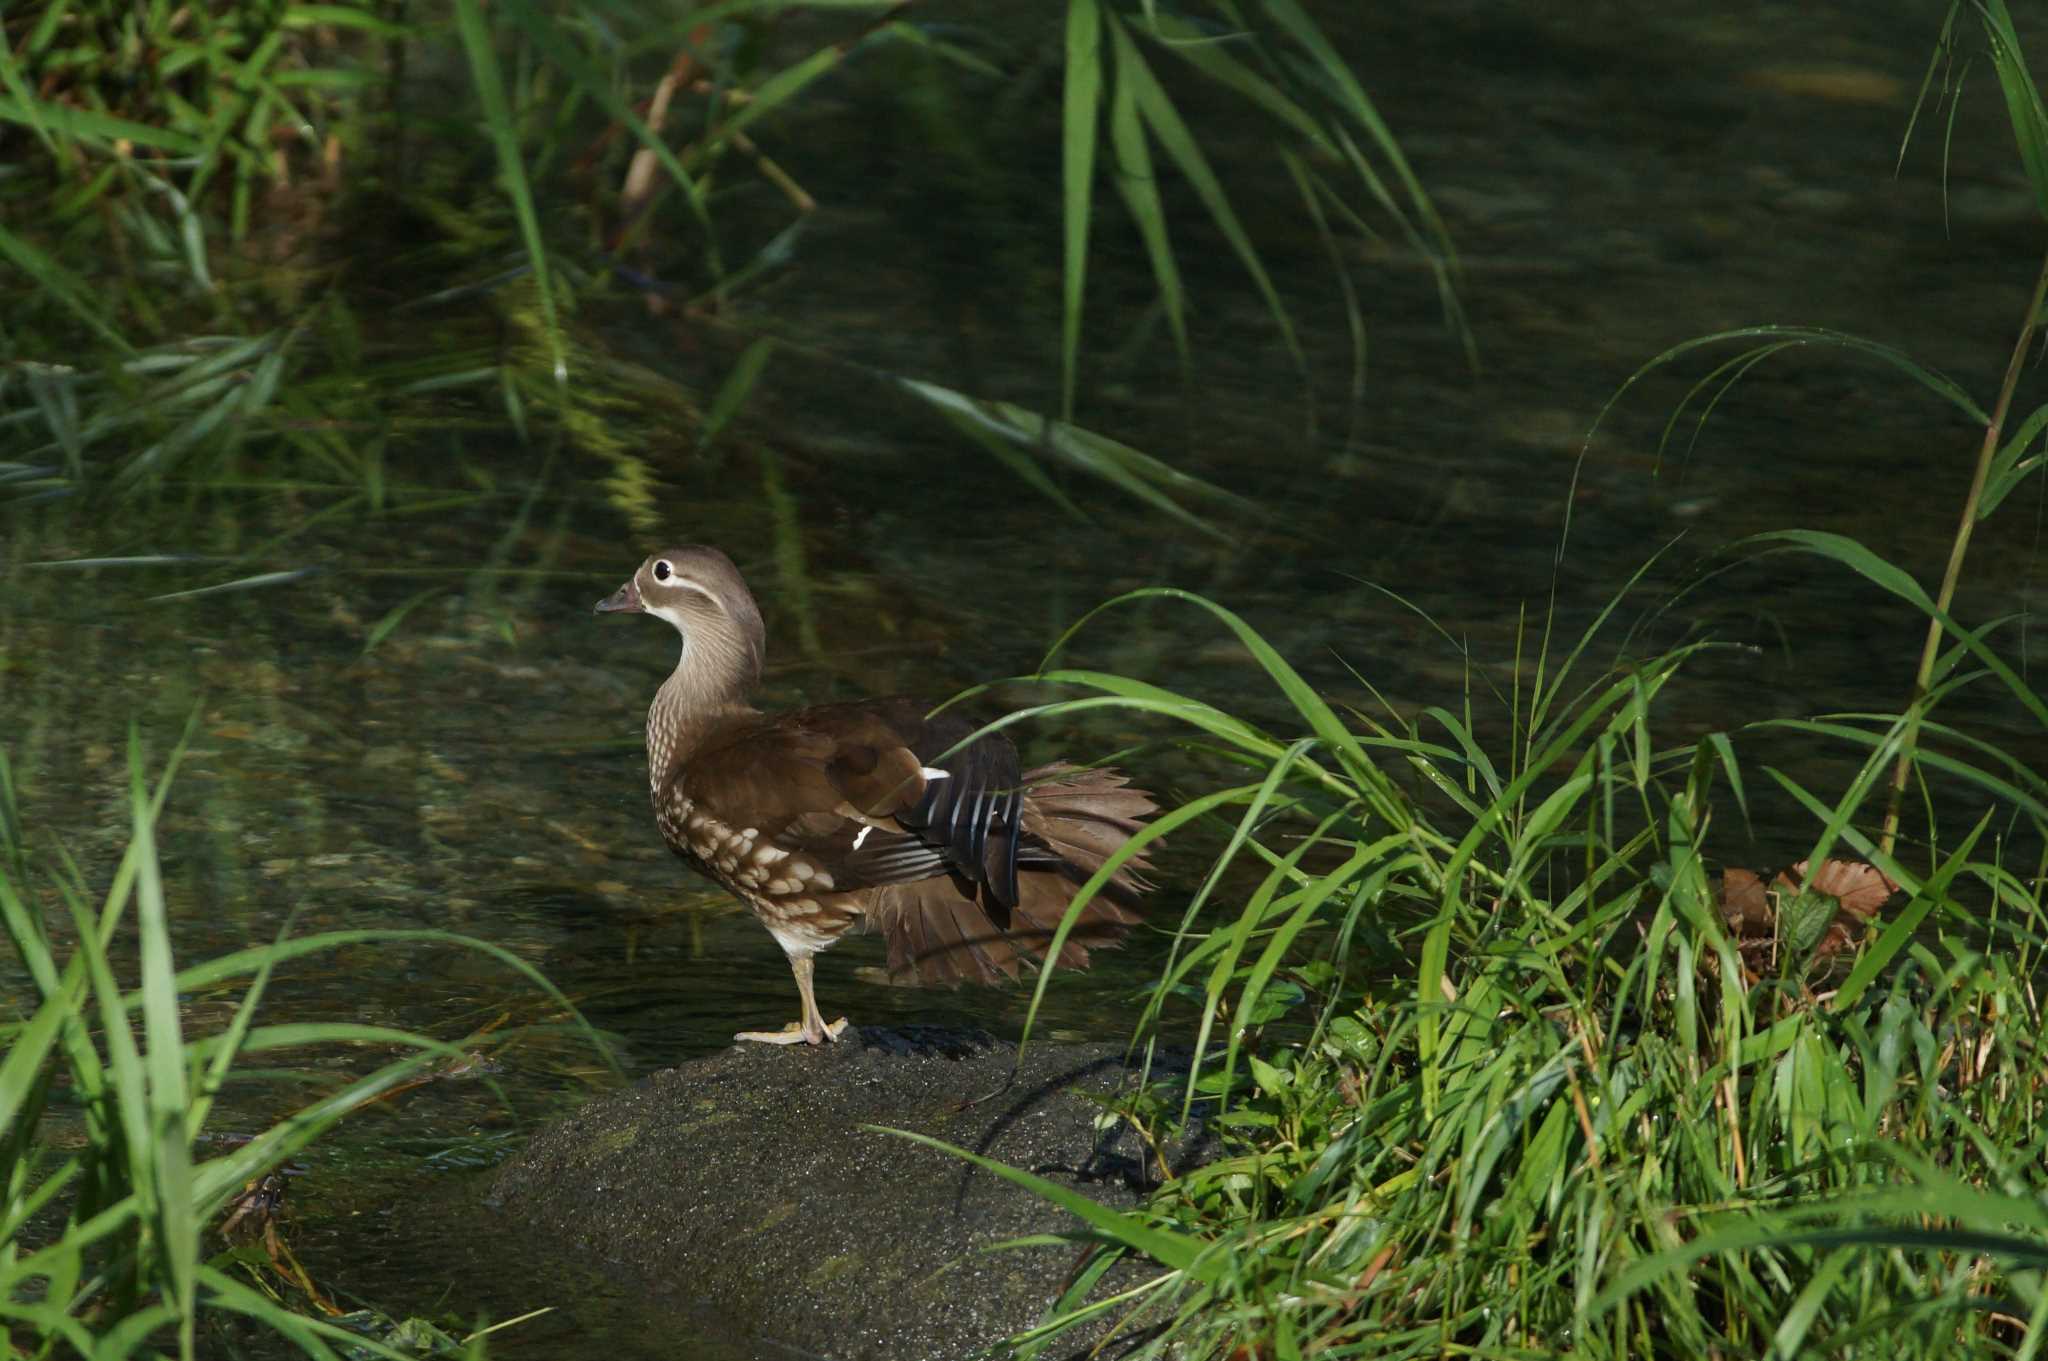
[594, 578, 644, 615]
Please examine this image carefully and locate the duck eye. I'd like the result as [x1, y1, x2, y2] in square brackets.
[653, 560, 673, 582]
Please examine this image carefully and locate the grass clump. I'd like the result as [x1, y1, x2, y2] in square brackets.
[935, 8, 2048, 1353]
[971, 575, 2048, 1359]
[0, 722, 606, 1358]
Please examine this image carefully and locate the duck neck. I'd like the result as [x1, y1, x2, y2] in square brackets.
[646, 635, 758, 796]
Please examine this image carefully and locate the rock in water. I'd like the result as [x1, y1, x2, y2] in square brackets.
[488, 1027, 1206, 1361]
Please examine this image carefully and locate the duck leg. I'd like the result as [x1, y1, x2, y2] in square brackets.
[735, 955, 850, 1046]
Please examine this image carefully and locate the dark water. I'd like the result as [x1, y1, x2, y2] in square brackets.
[4, 2, 2044, 1352]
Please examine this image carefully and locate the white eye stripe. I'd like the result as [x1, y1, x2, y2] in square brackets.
[642, 578, 723, 630]
[652, 576, 721, 608]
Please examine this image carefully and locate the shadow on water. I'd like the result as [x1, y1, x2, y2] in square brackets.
[3, 0, 2045, 1352]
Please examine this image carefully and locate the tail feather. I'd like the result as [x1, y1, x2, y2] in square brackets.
[874, 878, 1020, 985]
[868, 762, 1160, 987]
[1020, 762, 1158, 899]
[1009, 867, 1135, 971]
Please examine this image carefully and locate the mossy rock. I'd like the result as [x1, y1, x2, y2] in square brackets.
[489, 1026, 1206, 1360]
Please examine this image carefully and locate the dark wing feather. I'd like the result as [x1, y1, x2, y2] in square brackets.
[673, 700, 1029, 905]
[795, 699, 1029, 918]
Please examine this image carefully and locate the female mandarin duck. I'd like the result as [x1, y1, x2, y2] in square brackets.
[596, 547, 1156, 1044]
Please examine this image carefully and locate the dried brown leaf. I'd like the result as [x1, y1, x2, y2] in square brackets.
[1719, 868, 1772, 934]
[1780, 858, 1900, 920]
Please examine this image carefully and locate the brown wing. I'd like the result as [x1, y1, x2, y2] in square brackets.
[672, 699, 1027, 903]
[674, 702, 1155, 989]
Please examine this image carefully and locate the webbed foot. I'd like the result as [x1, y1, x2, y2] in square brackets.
[735, 1017, 850, 1046]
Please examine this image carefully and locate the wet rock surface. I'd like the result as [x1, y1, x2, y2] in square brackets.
[488, 1026, 1208, 1361]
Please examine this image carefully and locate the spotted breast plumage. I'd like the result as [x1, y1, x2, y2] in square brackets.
[595, 546, 1157, 1046]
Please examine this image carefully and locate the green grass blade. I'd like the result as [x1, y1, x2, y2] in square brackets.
[454, 0, 564, 385]
[0, 992, 70, 1149]
[897, 378, 1245, 534]
[1589, 326, 1988, 447]
[696, 46, 842, 155]
[699, 338, 777, 453]
[499, 0, 715, 241]
[186, 1051, 447, 1211]
[1262, 0, 1463, 322]
[927, 401, 1090, 521]
[869, 1127, 1223, 1281]
[1977, 0, 2048, 218]
[1111, 14, 1302, 373]
[1106, 19, 1186, 368]
[1061, 0, 1103, 419]
[134, 927, 621, 1078]
[1831, 813, 1986, 1010]
[1743, 530, 2048, 729]
[125, 729, 198, 1350]
[0, 97, 202, 154]
[0, 225, 134, 354]
[1976, 399, 2048, 519]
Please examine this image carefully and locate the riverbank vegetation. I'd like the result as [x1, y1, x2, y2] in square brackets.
[0, 726, 613, 1357]
[1, 0, 1445, 534]
[960, 3, 2048, 1356]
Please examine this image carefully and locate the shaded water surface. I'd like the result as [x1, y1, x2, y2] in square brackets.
[3, 1, 2044, 1352]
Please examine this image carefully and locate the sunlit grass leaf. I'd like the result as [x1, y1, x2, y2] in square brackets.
[0, 725, 621, 1357]
[128, 728, 199, 1339]
[0, 988, 70, 1148]
[1107, 12, 1301, 375]
[0, 96, 203, 154]
[1589, 326, 1988, 463]
[1061, 0, 1104, 419]
[1104, 18, 1186, 372]
[899, 377, 1247, 537]
[454, 0, 564, 385]
[1593, 1181, 2048, 1320]
[870, 1126, 1224, 1281]
[1976, 0, 2048, 219]
[971, 538, 2048, 1356]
